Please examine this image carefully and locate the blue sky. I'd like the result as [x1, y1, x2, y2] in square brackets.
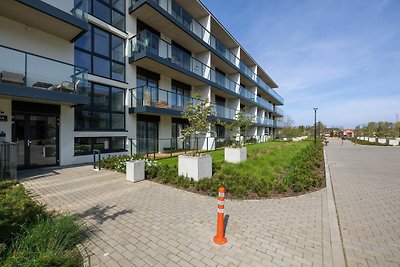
[201, 0, 400, 128]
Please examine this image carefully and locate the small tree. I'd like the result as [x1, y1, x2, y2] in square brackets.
[180, 93, 213, 156]
[217, 108, 254, 148]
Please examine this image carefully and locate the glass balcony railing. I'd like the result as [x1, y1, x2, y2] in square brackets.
[130, 0, 284, 104]
[274, 106, 284, 116]
[274, 121, 285, 128]
[129, 30, 274, 110]
[213, 104, 236, 120]
[256, 96, 273, 111]
[130, 86, 236, 120]
[0, 45, 88, 95]
[131, 0, 240, 68]
[41, 0, 88, 21]
[255, 116, 274, 127]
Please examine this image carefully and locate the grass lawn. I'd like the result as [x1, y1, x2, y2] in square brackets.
[157, 141, 285, 167]
[155, 140, 324, 198]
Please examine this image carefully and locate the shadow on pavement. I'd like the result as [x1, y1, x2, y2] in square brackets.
[76, 204, 135, 225]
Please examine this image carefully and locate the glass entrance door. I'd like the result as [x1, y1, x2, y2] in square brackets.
[14, 114, 58, 169]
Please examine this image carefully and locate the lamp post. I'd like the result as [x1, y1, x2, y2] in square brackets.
[313, 108, 318, 144]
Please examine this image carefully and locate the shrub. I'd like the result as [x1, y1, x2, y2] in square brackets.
[102, 155, 159, 177]
[283, 141, 324, 192]
[0, 182, 84, 266]
[3, 215, 83, 267]
[0, 182, 47, 249]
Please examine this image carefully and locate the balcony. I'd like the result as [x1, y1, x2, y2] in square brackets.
[273, 106, 284, 117]
[0, 0, 88, 41]
[129, 30, 271, 111]
[274, 120, 285, 129]
[129, 0, 284, 105]
[0, 45, 89, 106]
[255, 116, 274, 127]
[129, 86, 236, 121]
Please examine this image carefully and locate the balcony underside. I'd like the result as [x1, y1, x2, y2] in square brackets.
[0, 0, 87, 42]
[0, 83, 89, 106]
[130, 1, 206, 54]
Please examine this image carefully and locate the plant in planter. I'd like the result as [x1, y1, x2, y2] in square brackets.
[178, 93, 213, 181]
[218, 108, 254, 163]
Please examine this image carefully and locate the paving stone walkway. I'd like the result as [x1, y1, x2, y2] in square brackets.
[20, 139, 400, 266]
[326, 139, 400, 267]
[21, 168, 331, 266]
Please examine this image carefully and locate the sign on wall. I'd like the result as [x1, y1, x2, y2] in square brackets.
[0, 115, 7, 122]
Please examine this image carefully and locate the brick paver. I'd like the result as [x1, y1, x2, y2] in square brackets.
[326, 139, 400, 267]
[20, 140, 400, 266]
[21, 165, 329, 266]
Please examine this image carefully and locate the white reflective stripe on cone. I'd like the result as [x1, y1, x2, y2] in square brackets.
[217, 200, 224, 205]
[218, 208, 224, 213]
[218, 192, 225, 197]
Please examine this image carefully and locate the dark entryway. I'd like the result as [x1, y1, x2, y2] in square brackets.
[12, 101, 60, 169]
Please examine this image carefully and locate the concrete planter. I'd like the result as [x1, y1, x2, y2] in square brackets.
[377, 138, 388, 144]
[126, 160, 145, 183]
[224, 147, 247, 163]
[178, 155, 212, 181]
[389, 139, 400, 146]
[368, 137, 376, 142]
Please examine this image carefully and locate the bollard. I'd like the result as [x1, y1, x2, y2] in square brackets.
[213, 187, 227, 245]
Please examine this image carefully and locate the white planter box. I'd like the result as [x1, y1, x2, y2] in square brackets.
[126, 160, 145, 183]
[377, 138, 387, 144]
[224, 147, 247, 163]
[178, 155, 212, 181]
[368, 137, 376, 142]
[389, 139, 399, 146]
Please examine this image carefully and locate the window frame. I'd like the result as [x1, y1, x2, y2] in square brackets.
[75, 24, 126, 82]
[75, 82, 126, 131]
[89, 0, 126, 31]
[74, 136, 126, 156]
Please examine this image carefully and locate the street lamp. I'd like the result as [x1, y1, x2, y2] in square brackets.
[313, 108, 318, 144]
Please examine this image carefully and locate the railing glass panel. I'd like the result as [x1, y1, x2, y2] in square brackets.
[0, 45, 88, 94]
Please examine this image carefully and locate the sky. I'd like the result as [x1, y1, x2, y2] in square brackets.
[201, 0, 400, 128]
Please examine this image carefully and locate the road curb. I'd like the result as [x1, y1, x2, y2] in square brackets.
[324, 148, 347, 266]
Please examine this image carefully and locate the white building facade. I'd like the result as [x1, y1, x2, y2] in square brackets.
[0, 0, 284, 170]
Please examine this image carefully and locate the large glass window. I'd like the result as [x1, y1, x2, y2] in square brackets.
[86, 0, 125, 31]
[74, 25, 125, 82]
[75, 82, 125, 131]
[74, 137, 126, 155]
[94, 28, 110, 56]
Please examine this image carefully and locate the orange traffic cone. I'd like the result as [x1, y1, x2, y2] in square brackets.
[213, 187, 227, 245]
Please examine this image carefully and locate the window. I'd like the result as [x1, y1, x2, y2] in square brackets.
[75, 82, 125, 131]
[74, 137, 126, 155]
[74, 25, 125, 82]
[171, 80, 190, 107]
[93, 28, 110, 56]
[215, 125, 225, 138]
[84, 0, 125, 31]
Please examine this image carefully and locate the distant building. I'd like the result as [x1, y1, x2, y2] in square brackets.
[341, 129, 355, 138]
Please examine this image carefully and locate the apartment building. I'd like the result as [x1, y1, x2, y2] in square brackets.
[0, 0, 284, 170]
